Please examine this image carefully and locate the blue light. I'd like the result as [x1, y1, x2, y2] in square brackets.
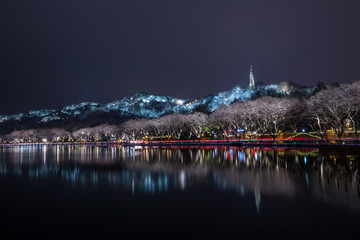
[0, 82, 305, 122]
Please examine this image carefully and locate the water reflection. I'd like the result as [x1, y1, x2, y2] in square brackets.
[0, 145, 360, 213]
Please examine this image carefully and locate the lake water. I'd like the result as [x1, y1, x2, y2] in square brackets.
[0, 144, 359, 239]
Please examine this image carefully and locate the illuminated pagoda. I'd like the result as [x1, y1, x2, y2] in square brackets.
[249, 65, 255, 89]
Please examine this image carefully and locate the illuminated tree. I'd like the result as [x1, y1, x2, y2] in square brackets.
[247, 96, 294, 141]
[120, 119, 150, 140]
[159, 114, 186, 139]
[309, 85, 347, 140]
[305, 99, 328, 141]
[342, 81, 360, 140]
[184, 112, 208, 139]
[209, 105, 233, 138]
[283, 98, 305, 137]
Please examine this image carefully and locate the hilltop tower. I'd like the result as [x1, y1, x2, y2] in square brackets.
[249, 65, 255, 89]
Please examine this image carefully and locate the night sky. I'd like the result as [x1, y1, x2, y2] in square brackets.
[1, 0, 360, 114]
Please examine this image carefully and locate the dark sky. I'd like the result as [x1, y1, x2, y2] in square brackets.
[1, 0, 360, 114]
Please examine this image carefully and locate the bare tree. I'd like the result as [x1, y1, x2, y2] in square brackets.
[246, 97, 292, 141]
[304, 100, 328, 141]
[209, 105, 232, 138]
[120, 119, 151, 140]
[342, 81, 360, 140]
[283, 98, 305, 138]
[309, 86, 347, 140]
[160, 114, 186, 139]
[5, 128, 71, 143]
[184, 112, 209, 139]
[240, 100, 261, 141]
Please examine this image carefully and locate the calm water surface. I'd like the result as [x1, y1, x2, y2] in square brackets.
[0, 145, 359, 239]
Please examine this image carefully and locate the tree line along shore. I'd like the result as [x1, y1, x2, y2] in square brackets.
[1, 81, 360, 144]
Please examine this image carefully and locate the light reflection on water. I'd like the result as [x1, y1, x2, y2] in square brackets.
[0, 145, 360, 213]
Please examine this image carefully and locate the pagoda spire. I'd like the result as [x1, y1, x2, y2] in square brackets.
[249, 65, 255, 89]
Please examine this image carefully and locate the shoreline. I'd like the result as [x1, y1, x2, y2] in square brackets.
[1, 139, 360, 148]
